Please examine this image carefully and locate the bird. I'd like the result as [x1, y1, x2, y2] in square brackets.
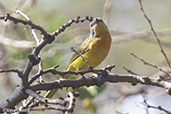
[44, 17, 112, 99]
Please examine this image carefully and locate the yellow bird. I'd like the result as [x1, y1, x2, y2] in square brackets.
[44, 18, 112, 98]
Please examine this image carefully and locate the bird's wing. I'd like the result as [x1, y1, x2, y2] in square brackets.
[68, 38, 94, 65]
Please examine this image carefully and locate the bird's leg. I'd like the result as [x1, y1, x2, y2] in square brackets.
[88, 65, 93, 71]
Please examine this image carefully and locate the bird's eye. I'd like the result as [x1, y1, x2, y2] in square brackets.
[92, 31, 94, 35]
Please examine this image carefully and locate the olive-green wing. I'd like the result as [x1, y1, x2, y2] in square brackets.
[68, 38, 93, 66]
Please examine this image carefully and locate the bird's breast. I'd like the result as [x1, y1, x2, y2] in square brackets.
[85, 35, 111, 67]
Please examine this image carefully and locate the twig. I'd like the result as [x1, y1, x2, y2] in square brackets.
[19, 91, 42, 111]
[4, 106, 73, 113]
[0, 68, 22, 78]
[15, 9, 40, 45]
[130, 52, 170, 76]
[64, 91, 76, 114]
[143, 98, 171, 114]
[123, 66, 139, 75]
[14, 9, 43, 83]
[28, 64, 59, 84]
[22, 96, 35, 109]
[15, 9, 43, 82]
[0, 35, 34, 48]
[103, 0, 112, 24]
[3, 13, 49, 38]
[71, 47, 93, 69]
[1, 28, 171, 49]
[51, 16, 93, 37]
[17, 91, 76, 114]
[116, 110, 129, 114]
[25, 89, 65, 106]
[38, 59, 43, 83]
[0, 14, 95, 87]
[139, 0, 171, 70]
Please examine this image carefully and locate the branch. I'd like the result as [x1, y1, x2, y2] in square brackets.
[1, 29, 171, 49]
[0, 68, 22, 78]
[139, 0, 171, 69]
[1, 67, 171, 110]
[103, 0, 112, 24]
[143, 98, 171, 114]
[15, 9, 40, 45]
[122, 66, 139, 75]
[130, 52, 170, 76]
[112, 29, 171, 44]
[71, 47, 92, 69]
[0, 14, 96, 109]
[0, 35, 34, 48]
[28, 65, 114, 84]
[0, 14, 94, 87]
[3, 91, 77, 114]
[3, 13, 49, 38]
[25, 89, 65, 106]
[30, 72, 171, 95]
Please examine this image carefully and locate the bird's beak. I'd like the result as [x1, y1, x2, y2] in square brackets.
[90, 17, 103, 27]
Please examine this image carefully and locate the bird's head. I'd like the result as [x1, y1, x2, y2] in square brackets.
[89, 18, 109, 38]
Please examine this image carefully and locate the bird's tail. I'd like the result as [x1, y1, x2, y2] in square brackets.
[43, 66, 74, 100]
[43, 73, 71, 99]
[40, 89, 58, 106]
[44, 89, 58, 98]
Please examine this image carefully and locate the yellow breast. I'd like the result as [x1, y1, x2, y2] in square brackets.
[68, 34, 111, 71]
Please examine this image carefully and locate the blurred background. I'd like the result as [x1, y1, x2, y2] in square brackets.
[0, 0, 171, 114]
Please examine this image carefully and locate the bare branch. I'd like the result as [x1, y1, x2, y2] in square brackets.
[25, 89, 65, 106]
[0, 14, 95, 87]
[64, 91, 77, 114]
[0, 68, 22, 78]
[15, 9, 40, 45]
[123, 66, 139, 75]
[14, 9, 44, 84]
[0, 35, 34, 48]
[1, 65, 171, 110]
[1, 29, 171, 49]
[138, 0, 171, 69]
[103, 0, 112, 24]
[3, 13, 49, 38]
[28, 64, 59, 84]
[4, 91, 77, 114]
[30, 72, 171, 95]
[51, 16, 93, 37]
[130, 52, 170, 76]
[29, 64, 114, 84]
[143, 98, 171, 114]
